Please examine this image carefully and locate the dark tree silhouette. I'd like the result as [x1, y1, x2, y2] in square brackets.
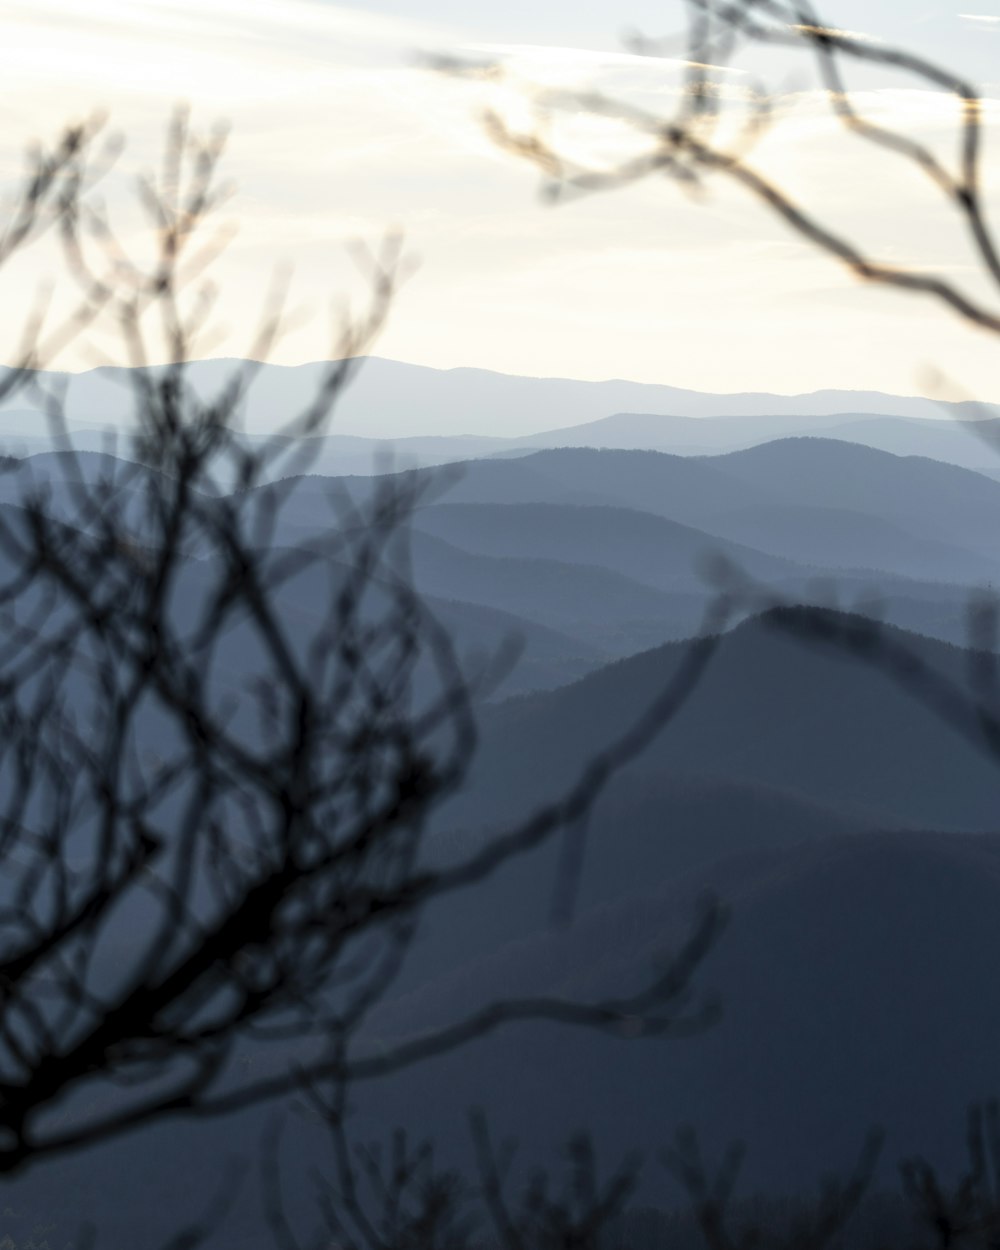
[0, 109, 729, 1192]
[264, 1108, 644, 1250]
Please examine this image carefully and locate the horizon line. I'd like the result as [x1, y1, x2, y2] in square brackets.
[0, 353, 988, 409]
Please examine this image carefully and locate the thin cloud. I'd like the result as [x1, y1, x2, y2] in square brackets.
[469, 41, 746, 75]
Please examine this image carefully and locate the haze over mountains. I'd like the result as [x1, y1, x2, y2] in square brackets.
[244, 433, 1000, 666]
[4, 356, 1000, 473]
[7, 359, 1000, 1243]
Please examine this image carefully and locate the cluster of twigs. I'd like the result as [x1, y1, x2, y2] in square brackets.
[266, 1103, 1000, 1250]
[265, 1108, 642, 1250]
[454, 0, 1000, 342]
[0, 109, 732, 1193]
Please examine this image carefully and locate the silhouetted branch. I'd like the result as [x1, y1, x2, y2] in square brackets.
[662, 1124, 882, 1250]
[268, 1104, 640, 1250]
[0, 107, 732, 1186]
[460, 0, 1000, 338]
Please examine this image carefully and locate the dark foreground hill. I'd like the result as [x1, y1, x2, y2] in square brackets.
[15, 829, 1000, 1244]
[357, 829, 1000, 1193]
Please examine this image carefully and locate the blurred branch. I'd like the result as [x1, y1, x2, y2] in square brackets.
[662, 1123, 881, 1250]
[457, 0, 1000, 337]
[0, 106, 730, 1181]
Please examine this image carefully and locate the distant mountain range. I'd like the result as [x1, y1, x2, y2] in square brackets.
[4, 356, 1000, 475]
[11, 438, 1000, 683]
[252, 438, 1000, 660]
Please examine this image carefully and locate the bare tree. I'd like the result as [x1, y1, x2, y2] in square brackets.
[0, 108, 730, 1192]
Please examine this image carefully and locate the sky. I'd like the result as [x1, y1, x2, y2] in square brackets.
[3, 0, 1000, 412]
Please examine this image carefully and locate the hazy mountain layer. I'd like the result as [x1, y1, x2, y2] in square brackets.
[445, 610, 1000, 835]
[3, 356, 996, 437]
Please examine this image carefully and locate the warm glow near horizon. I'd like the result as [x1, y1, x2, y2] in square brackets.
[3, 0, 1000, 419]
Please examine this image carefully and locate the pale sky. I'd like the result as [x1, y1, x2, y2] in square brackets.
[3, 0, 1000, 412]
